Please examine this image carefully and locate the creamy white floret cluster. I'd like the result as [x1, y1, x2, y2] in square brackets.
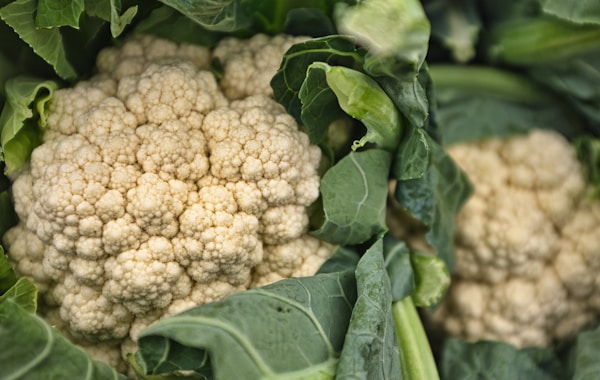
[4, 33, 332, 369]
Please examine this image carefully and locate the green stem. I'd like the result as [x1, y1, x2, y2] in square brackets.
[393, 296, 440, 380]
[487, 17, 600, 66]
[428, 64, 553, 104]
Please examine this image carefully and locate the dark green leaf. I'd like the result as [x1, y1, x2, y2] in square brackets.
[571, 325, 600, 380]
[394, 135, 472, 269]
[393, 125, 430, 180]
[134, 5, 223, 46]
[429, 64, 583, 144]
[0, 0, 78, 80]
[382, 234, 414, 302]
[440, 339, 558, 380]
[0, 298, 127, 379]
[35, 0, 85, 29]
[137, 271, 357, 379]
[314, 149, 391, 246]
[156, 0, 252, 32]
[527, 54, 600, 136]
[336, 238, 401, 379]
[271, 35, 365, 122]
[575, 136, 600, 195]
[0, 77, 58, 173]
[298, 63, 345, 145]
[283, 8, 336, 37]
[0, 189, 18, 238]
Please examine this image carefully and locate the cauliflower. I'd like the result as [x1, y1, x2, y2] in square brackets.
[422, 129, 600, 348]
[3, 34, 333, 367]
[212, 33, 310, 100]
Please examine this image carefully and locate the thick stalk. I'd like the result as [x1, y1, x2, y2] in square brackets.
[428, 64, 552, 104]
[487, 17, 600, 66]
[393, 296, 440, 380]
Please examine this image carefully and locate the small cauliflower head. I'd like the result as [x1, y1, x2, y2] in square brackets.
[4, 34, 332, 361]
[429, 129, 600, 348]
[213, 33, 309, 100]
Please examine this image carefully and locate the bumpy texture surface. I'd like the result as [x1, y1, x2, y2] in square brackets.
[430, 130, 600, 348]
[213, 33, 309, 100]
[4, 34, 332, 366]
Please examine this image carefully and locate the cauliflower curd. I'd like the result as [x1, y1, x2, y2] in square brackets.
[3, 34, 332, 366]
[431, 130, 600, 348]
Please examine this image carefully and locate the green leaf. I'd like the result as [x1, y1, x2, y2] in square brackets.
[336, 238, 402, 379]
[540, 0, 600, 25]
[382, 234, 414, 302]
[109, 0, 138, 38]
[298, 62, 346, 145]
[314, 149, 391, 246]
[283, 7, 336, 37]
[440, 339, 558, 380]
[307, 62, 403, 151]
[393, 125, 430, 180]
[137, 271, 357, 379]
[0, 277, 38, 312]
[571, 325, 600, 379]
[0, 0, 78, 80]
[424, 0, 481, 63]
[0, 77, 58, 173]
[0, 298, 127, 379]
[156, 0, 347, 34]
[0, 189, 18, 239]
[575, 136, 600, 196]
[271, 35, 365, 123]
[36, 0, 85, 29]
[0, 246, 17, 295]
[409, 252, 449, 307]
[134, 5, 223, 47]
[428, 65, 583, 144]
[394, 135, 472, 269]
[156, 0, 252, 32]
[336, 0, 430, 77]
[527, 54, 600, 136]
[316, 245, 361, 275]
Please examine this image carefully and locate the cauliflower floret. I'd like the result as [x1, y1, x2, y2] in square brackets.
[96, 34, 212, 80]
[202, 95, 322, 208]
[252, 235, 335, 287]
[4, 34, 334, 369]
[423, 129, 600, 348]
[213, 34, 310, 100]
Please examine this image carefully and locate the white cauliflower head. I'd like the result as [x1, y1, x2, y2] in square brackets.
[4, 34, 333, 361]
[427, 129, 600, 348]
[213, 33, 310, 100]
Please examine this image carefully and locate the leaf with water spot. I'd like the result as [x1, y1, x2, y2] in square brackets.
[136, 271, 358, 379]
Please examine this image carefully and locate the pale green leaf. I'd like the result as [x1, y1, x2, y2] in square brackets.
[137, 272, 357, 379]
[35, 0, 85, 29]
[0, 298, 127, 379]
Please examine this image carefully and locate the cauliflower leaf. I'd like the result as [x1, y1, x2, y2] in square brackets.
[135, 269, 357, 379]
[0, 298, 128, 380]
